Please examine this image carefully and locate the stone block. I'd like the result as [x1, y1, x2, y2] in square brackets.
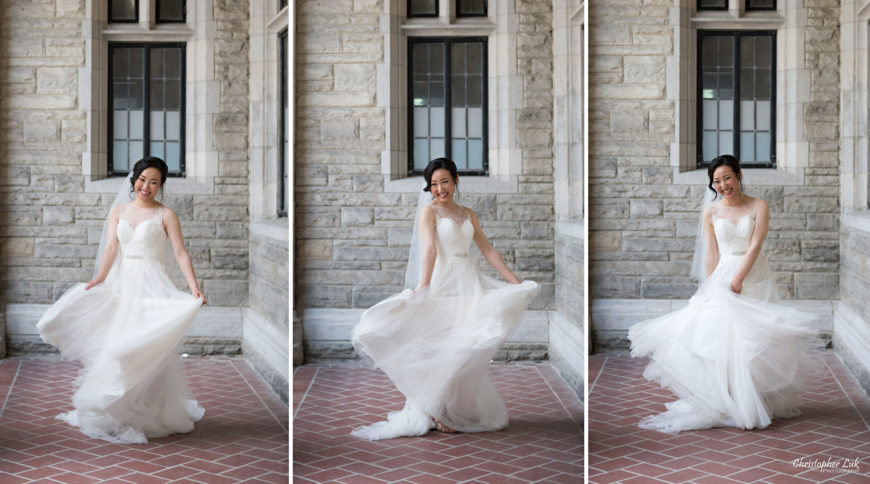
[334, 64, 376, 91]
[43, 207, 75, 225]
[340, 207, 373, 226]
[36, 68, 77, 94]
[610, 111, 648, 134]
[1, 238, 35, 257]
[629, 199, 662, 218]
[321, 117, 358, 141]
[794, 273, 838, 299]
[23, 119, 60, 143]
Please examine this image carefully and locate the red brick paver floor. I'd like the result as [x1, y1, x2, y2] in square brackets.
[0, 356, 289, 483]
[589, 352, 870, 483]
[294, 362, 583, 483]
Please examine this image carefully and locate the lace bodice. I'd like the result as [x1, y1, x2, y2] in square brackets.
[117, 214, 167, 260]
[434, 213, 474, 264]
[713, 210, 756, 256]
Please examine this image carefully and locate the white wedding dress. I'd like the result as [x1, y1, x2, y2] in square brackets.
[350, 208, 539, 440]
[37, 210, 204, 444]
[629, 208, 820, 433]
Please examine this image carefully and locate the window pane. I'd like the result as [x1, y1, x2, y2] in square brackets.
[165, 142, 181, 172]
[409, 0, 437, 17]
[110, 0, 137, 22]
[430, 107, 444, 138]
[452, 107, 466, 138]
[414, 107, 429, 137]
[111, 46, 146, 174]
[703, 100, 717, 130]
[756, 133, 771, 162]
[468, 139, 483, 170]
[756, 100, 771, 131]
[703, 131, 718, 162]
[740, 100, 755, 131]
[151, 141, 165, 159]
[468, 107, 483, 138]
[452, 139, 467, 169]
[166, 111, 181, 141]
[430, 139, 445, 159]
[457, 0, 486, 17]
[718, 100, 732, 129]
[740, 132, 755, 161]
[414, 139, 429, 171]
[698, 0, 727, 9]
[157, 0, 185, 22]
[747, 0, 776, 10]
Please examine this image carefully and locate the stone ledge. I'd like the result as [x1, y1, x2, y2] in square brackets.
[243, 307, 289, 383]
[833, 301, 870, 396]
[843, 211, 870, 234]
[301, 307, 551, 362]
[591, 297, 835, 351]
[548, 310, 583, 398]
[5, 303, 243, 355]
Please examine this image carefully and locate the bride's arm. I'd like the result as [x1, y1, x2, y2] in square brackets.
[730, 199, 770, 294]
[415, 205, 437, 293]
[469, 209, 521, 284]
[164, 208, 206, 303]
[85, 205, 121, 290]
[703, 205, 719, 278]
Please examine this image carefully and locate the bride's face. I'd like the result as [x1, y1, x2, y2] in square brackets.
[429, 168, 457, 204]
[711, 165, 741, 200]
[134, 167, 163, 202]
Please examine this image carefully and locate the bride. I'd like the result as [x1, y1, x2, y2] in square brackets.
[37, 156, 206, 444]
[629, 154, 820, 433]
[350, 158, 539, 440]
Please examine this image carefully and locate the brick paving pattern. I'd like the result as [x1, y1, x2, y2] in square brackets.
[589, 352, 870, 483]
[0, 356, 289, 483]
[294, 362, 582, 483]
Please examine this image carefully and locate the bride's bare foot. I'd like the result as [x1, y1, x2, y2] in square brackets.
[433, 419, 458, 433]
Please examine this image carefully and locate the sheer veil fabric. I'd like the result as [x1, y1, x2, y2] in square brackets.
[36, 174, 204, 444]
[351, 191, 539, 440]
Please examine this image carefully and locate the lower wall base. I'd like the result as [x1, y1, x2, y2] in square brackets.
[833, 301, 870, 396]
[242, 308, 289, 403]
[302, 308, 551, 363]
[548, 310, 584, 399]
[5, 303, 245, 355]
[591, 298, 835, 352]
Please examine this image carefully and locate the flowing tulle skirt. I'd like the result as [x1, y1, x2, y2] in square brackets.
[37, 258, 204, 444]
[629, 253, 821, 433]
[351, 258, 539, 440]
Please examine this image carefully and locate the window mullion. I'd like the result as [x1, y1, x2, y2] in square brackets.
[445, 39, 452, 161]
[733, 33, 740, 162]
[144, 45, 151, 158]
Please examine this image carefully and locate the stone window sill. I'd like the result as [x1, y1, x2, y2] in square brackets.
[252, 218, 289, 243]
[84, 176, 214, 195]
[843, 211, 870, 234]
[383, 175, 518, 194]
[690, 11, 785, 28]
[672, 168, 805, 187]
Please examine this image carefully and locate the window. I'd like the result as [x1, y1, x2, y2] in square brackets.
[697, 31, 775, 168]
[156, 0, 185, 23]
[109, 43, 186, 176]
[746, 0, 775, 10]
[408, 38, 488, 175]
[109, 0, 139, 22]
[457, 0, 486, 17]
[279, 0, 287, 10]
[698, 0, 777, 11]
[279, 29, 288, 217]
[408, 0, 438, 17]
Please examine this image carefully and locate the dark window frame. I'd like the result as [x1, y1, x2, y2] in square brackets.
[279, 29, 288, 217]
[456, 0, 488, 18]
[108, 42, 187, 177]
[697, 0, 728, 11]
[109, 0, 140, 23]
[407, 0, 439, 18]
[407, 37, 489, 176]
[279, 0, 287, 10]
[155, 0, 186, 23]
[746, 0, 776, 11]
[696, 30, 776, 168]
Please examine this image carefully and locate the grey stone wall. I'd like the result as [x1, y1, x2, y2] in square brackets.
[0, 0, 251, 308]
[249, 234, 289, 335]
[294, 0, 556, 315]
[840, 226, 870, 329]
[588, 1, 840, 312]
